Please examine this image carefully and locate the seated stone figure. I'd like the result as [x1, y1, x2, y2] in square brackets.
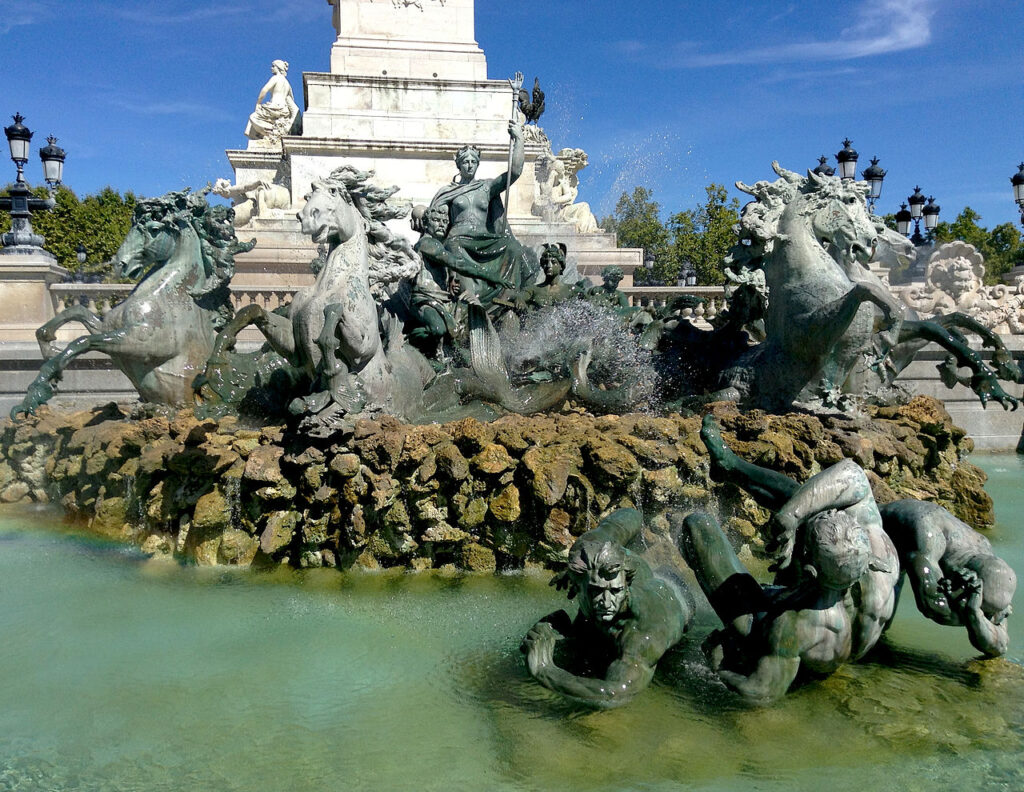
[521, 508, 694, 708]
[244, 60, 301, 145]
[880, 499, 1015, 657]
[515, 243, 588, 310]
[699, 416, 899, 665]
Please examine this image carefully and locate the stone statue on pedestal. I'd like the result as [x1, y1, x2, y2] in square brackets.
[245, 60, 302, 148]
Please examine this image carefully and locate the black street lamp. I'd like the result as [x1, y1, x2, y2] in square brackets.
[1011, 162, 1024, 228]
[922, 197, 941, 234]
[836, 138, 859, 180]
[0, 113, 66, 252]
[812, 156, 835, 177]
[904, 185, 937, 246]
[39, 135, 66, 188]
[895, 202, 913, 236]
[862, 156, 886, 212]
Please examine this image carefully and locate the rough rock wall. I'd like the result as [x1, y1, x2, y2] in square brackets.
[0, 396, 991, 571]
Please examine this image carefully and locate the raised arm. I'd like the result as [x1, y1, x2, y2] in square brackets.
[776, 459, 870, 526]
[768, 459, 871, 566]
[489, 121, 525, 198]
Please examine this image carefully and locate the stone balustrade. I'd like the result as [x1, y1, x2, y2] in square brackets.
[625, 286, 726, 324]
[49, 283, 299, 317]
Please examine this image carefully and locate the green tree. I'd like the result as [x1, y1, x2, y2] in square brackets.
[932, 207, 1024, 284]
[666, 184, 740, 285]
[600, 187, 669, 283]
[0, 185, 137, 274]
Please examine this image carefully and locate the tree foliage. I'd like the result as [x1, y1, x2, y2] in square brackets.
[0, 184, 137, 274]
[666, 184, 740, 285]
[601, 184, 740, 285]
[932, 207, 1024, 284]
[600, 187, 669, 282]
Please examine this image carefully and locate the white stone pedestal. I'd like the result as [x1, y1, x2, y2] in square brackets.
[0, 247, 68, 342]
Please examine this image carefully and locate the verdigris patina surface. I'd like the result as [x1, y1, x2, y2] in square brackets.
[701, 163, 1019, 411]
[677, 414, 1014, 704]
[13, 190, 254, 419]
[522, 508, 694, 708]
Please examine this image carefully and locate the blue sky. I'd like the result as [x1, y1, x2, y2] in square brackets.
[2, 0, 1022, 227]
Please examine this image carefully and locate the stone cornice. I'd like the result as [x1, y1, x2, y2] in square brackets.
[280, 137, 548, 158]
[302, 71, 510, 92]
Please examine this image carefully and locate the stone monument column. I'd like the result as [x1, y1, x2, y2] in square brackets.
[326, 0, 487, 80]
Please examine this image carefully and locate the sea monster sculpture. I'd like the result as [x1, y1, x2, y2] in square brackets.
[13, 190, 254, 418]
[697, 415, 1015, 665]
[708, 163, 1018, 411]
[880, 500, 1015, 657]
[682, 416, 901, 703]
[522, 508, 694, 707]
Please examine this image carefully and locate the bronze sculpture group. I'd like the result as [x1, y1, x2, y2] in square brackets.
[525, 416, 1015, 707]
[8, 138, 1018, 707]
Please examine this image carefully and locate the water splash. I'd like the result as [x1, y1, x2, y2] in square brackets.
[503, 301, 658, 412]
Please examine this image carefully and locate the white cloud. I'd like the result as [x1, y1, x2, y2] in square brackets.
[0, 0, 60, 35]
[676, 0, 936, 67]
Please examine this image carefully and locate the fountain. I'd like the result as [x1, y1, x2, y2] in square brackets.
[0, 1, 1021, 787]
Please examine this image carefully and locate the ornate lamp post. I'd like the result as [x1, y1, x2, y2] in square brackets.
[0, 113, 66, 252]
[815, 144, 884, 211]
[836, 139, 858, 180]
[1011, 162, 1024, 228]
[903, 185, 939, 246]
[862, 156, 886, 213]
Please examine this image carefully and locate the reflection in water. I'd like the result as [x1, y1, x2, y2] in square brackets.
[0, 454, 1023, 791]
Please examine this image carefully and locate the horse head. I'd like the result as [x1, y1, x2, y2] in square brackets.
[871, 222, 918, 274]
[114, 201, 183, 280]
[802, 169, 878, 268]
[297, 169, 363, 246]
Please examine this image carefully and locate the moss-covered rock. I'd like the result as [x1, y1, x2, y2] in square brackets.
[0, 395, 992, 572]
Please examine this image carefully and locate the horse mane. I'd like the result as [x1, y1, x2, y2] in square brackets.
[315, 165, 420, 295]
[134, 188, 254, 331]
[725, 162, 870, 276]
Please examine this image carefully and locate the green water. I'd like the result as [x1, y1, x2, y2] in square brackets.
[2, 456, 1024, 791]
